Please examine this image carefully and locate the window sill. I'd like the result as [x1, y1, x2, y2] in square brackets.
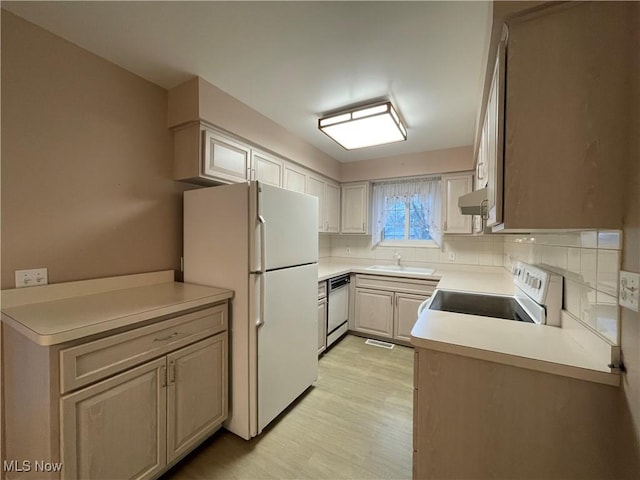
[378, 240, 439, 248]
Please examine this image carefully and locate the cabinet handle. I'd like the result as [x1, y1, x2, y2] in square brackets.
[154, 332, 179, 342]
[362, 222, 365, 232]
[444, 220, 448, 231]
[160, 365, 167, 388]
[168, 361, 176, 384]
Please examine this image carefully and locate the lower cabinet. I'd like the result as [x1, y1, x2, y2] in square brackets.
[317, 298, 327, 354]
[317, 281, 327, 354]
[354, 288, 394, 338]
[61, 358, 168, 480]
[394, 293, 429, 342]
[62, 333, 227, 480]
[3, 302, 228, 480]
[167, 335, 227, 462]
[353, 275, 437, 344]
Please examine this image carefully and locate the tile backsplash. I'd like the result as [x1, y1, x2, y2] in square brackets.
[323, 234, 504, 267]
[503, 231, 622, 344]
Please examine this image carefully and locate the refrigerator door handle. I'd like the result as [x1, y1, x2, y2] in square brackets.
[258, 215, 266, 273]
[256, 273, 265, 328]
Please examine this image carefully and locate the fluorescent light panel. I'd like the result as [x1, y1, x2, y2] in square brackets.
[318, 101, 407, 150]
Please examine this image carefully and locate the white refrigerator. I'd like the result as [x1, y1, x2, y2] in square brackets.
[183, 181, 319, 440]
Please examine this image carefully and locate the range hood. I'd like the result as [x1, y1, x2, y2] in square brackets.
[458, 188, 487, 215]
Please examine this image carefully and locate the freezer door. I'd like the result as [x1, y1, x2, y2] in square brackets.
[256, 263, 318, 433]
[251, 182, 318, 271]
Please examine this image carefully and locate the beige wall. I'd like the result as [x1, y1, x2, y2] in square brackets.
[168, 77, 341, 181]
[1, 11, 189, 289]
[340, 145, 473, 183]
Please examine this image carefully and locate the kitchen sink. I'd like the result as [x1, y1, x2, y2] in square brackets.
[428, 290, 534, 323]
[366, 265, 436, 275]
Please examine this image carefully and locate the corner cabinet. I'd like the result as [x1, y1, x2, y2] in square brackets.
[3, 302, 229, 480]
[353, 274, 437, 344]
[442, 174, 473, 234]
[340, 182, 370, 234]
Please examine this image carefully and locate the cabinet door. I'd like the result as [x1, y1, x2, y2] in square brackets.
[486, 39, 505, 227]
[283, 164, 306, 193]
[325, 183, 341, 233]
[476, 124, 488, 190]
[394, 293, 428, 342]
[252, 150, 283, 187]
[306, 175, 326, 231]
[166, 334, 228, 463]
[61, 358, 167, 480]
[443, 174, 473, 234]
[341, 183, 369, 234]
[318, 299, 327, 355]
[202, 130, 251, 184]
[354, 288, 393, 338]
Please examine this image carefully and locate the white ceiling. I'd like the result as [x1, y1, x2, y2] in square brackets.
[3, 1, 492, 163]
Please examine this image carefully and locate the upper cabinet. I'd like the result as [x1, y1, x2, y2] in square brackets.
[325, 183, 341, 233]
[484, 38, 504, 228]
[203, 130, 252, 184]
[481, 3, 630, 231]
[306, 175, 340, 233]
[283, 163, 307, 193]
[173, 124, 249, 185]
[252, 150, 283, 187]
[172, 124, 343, 224]
[341, 182, 370, 234]
[442, 174, 473, 234]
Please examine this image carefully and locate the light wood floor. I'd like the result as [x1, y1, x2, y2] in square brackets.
[163, 335, 414, 480]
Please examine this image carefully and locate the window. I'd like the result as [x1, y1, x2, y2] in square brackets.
[371, 177, 442, 247]
[383, 195, 432, 241]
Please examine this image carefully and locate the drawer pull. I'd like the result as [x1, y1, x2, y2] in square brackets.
[154, 332, 179, 342]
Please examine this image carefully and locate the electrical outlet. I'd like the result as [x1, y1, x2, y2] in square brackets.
[15, 268, 48, 288]
[448, 252, 456, 261]
[620, 270, 639, 312]
[345, 247, 351, 255]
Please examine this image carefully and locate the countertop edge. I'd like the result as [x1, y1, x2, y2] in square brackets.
[410, 335, 620, 387]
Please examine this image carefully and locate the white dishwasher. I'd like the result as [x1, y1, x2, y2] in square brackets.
[327, 274, 350, 347]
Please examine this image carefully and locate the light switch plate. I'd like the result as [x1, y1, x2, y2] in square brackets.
[619, 270, 639, 312]
[15, 268, 48, 288]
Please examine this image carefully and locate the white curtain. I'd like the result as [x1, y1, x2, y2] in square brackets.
[371, 177, 442, 247]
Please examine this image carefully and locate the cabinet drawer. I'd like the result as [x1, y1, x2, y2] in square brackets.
[318, 281, 327, 300]
[355, 274, 437, 296]
[60, 304, 227, 393]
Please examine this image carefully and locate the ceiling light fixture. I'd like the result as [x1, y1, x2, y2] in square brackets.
[318, 101, 407, 150]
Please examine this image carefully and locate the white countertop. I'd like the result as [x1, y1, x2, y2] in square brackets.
[1, 271, 233, 346]
[319, 259, 618, 386]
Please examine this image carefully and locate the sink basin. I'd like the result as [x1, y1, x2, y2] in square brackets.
[428, 290, 534, 323]
[365, 265, 435, 275]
